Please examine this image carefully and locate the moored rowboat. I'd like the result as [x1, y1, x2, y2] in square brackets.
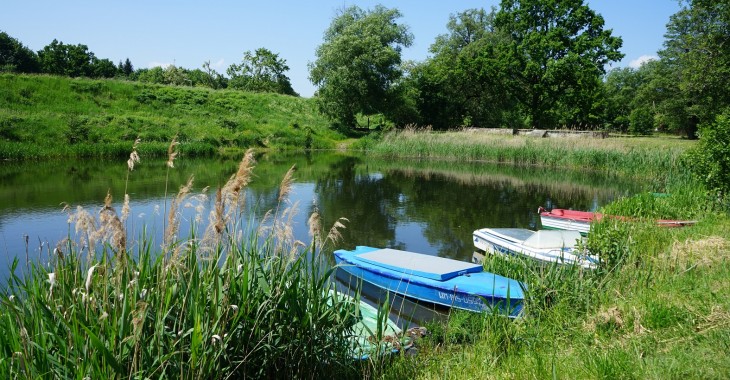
[334, 246, 525, 317]
[472, 227, 599, 269]
[538, 207, 697, 235]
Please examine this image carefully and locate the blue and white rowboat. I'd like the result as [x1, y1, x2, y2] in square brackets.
[334, 246, 525, 317]
[473, 228, 599, 269]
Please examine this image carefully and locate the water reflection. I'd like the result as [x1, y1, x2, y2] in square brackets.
[0, 152, 640, 319]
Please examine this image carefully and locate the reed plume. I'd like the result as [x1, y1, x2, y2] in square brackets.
[127, 137, 141, 171]
[325, 217, 349, 247]
[278, 165, 296, 203]
[162, 135, 179, 243]
[164, 175, 194, 249]
[166, 135, 179, 169]
[213, 187, 224, 234]
[99, 190, 127, 255]
[308, 209, 322, 247]
[223, 148, 256, 208]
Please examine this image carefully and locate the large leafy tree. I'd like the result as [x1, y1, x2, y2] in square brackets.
[412, 8, 516, 129]
[659, 0, 730, 139]
[0, 31, 39, 73]
[227, 48, 297, 96]
[495, 0, 623, 128]
[309, 5, 413, 128]
[604, 62, 668, 134]
[38, 39, 97, 77]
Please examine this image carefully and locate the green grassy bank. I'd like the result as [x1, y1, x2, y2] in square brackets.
[361, 128, 696, 184]
[0, 74, 344, 159]
[364, 131, 730, 379]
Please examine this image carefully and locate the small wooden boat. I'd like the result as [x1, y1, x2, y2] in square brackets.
[334, 246, 525, 317]
[472, 228, 599, 269]
[331, 291, 412, 360]
[538, 207, 697, 235]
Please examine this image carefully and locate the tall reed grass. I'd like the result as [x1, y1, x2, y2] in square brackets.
[0, 142, 392, 378]
[369, 129, 695, 182]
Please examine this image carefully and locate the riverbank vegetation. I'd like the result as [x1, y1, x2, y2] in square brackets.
[0, 148, 399, 378]
[376, 169, 729, 379]
[363, 128, 695, 185]
[0, 74, 344, 159]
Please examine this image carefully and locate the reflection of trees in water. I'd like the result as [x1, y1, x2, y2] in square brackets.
[1, 152, 632, 264]
[315, 157, 400, 251]
[341, 162, 629, 261]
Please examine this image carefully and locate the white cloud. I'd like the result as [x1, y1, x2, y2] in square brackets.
[148, 61, 172, 69]
[629, 55, 657, 68]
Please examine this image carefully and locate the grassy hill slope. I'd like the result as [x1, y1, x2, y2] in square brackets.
[0, 74, 343, 159]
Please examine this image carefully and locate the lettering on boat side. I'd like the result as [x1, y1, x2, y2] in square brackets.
[436, 291, 484, 307]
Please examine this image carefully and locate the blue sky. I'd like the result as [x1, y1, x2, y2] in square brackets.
[1, 1, 681, 97]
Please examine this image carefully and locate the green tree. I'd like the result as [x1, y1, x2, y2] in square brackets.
[91, 57, 118, 78]
[119, 58, 134, 77]
[411, 8, 516, 129]
[136, 66, 165, 84]
[38, 39, 96, 77]
[227, 48, 297, 95]
[658, 0, 730, 139]
[0, 31, 40, 73]
[202, 61, 226, 89]
[628, 106, 654, 135]
[309, 5, 413, 128]
[495, 0, 623, 129]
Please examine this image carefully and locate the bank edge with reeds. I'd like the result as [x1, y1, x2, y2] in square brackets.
[0, 144, 396, 379]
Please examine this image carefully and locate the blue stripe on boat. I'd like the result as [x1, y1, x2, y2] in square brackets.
[334, 246, 525, 317]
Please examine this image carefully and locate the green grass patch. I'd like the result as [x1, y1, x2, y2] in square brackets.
[0, 74, 345, 159]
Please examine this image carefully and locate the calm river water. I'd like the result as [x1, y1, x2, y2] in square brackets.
[0, 151, 640, 322]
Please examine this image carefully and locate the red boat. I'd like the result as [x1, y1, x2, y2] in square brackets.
[538, 207, 696, 235]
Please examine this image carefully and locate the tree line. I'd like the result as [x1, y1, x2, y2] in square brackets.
[309, 0, 729, 138]
[0, 33, 298, 96]
[2, 0, 728, 138]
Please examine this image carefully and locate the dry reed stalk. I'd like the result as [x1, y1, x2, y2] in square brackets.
[99, 190, 127, 255]
[67, 204, 99, 257]
[278, 165, 296, 203]
[325, 217, 349, 247]
[198, 188, 225, 258]
[214, 187, 225, 234]
[166, 135, 179, 169]
[164, 175, 194, 249]
[308, 210, 322, 246]
[272, 202, 299, 258]
[121, 194, 131, 223]
[127, 138, 141, 171]
[223, 149, 256, 204]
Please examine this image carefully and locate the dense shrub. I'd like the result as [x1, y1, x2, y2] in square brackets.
[685, 110, 730, 197]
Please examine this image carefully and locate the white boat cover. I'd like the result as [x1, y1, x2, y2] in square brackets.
[356, 248, 482, 281]
[522, 230, 582, 249]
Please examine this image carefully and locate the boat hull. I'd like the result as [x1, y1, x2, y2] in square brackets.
[334, 246, 524, 317]
[539, 208, 697, 235]
[473, 228, 598, 269]
[540, 215, 591, 235]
